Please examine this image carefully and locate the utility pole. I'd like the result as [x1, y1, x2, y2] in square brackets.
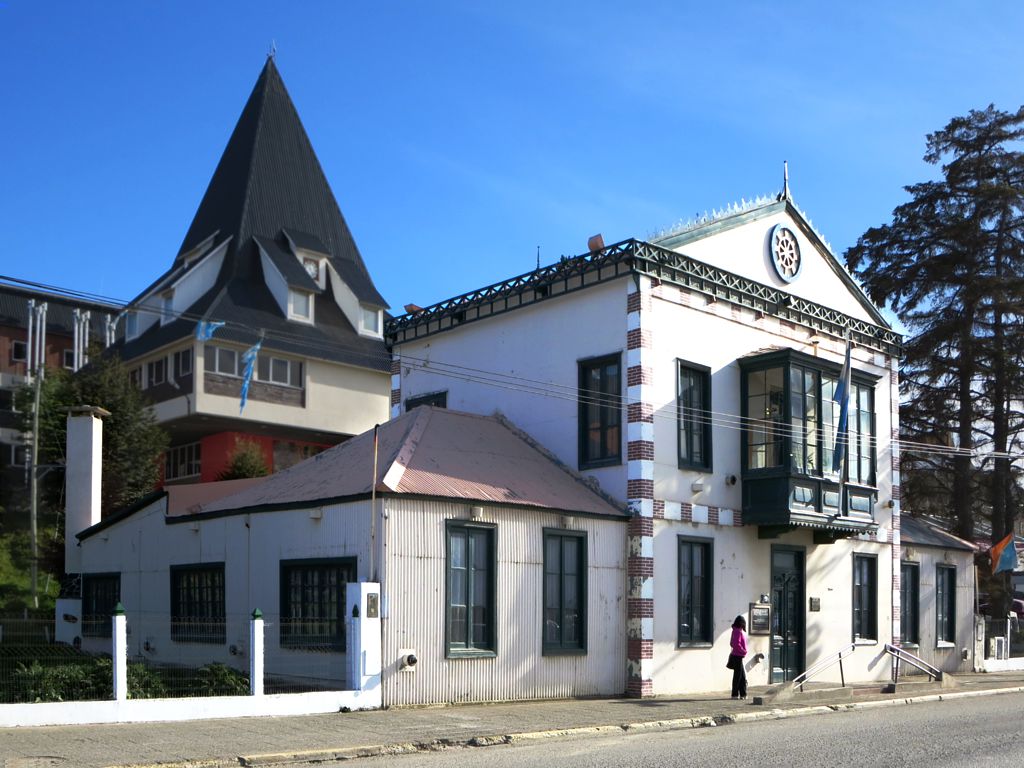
[29, 362, 41, 609]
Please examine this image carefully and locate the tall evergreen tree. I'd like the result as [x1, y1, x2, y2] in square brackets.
[846, 105, 1024, 549]
[18, 350, 168, 514]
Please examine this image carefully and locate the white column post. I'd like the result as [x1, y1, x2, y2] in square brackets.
[113, 602, 127, 701]
[346, 582, 381, 693]
[250, 609, 264, 696]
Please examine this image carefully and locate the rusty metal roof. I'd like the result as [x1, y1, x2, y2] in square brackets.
[198, 407, 627, 519]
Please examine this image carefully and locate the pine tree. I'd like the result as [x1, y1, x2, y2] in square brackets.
[846, 105, 1024, 549]
[18, 349, 169, 514]
[217, 438, 269, 480]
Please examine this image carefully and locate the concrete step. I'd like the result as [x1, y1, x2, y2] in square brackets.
[752, 673, 957, 705]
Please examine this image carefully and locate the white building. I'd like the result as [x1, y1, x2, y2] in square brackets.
[387, 195, 976, 695]
[66, 406, 628, 706]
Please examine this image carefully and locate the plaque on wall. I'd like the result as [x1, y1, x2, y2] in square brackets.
[749, 603, 771, 635]
[809, 597, 821, 612]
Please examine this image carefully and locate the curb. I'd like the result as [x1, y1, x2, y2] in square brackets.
[111, 685, 1024, 768]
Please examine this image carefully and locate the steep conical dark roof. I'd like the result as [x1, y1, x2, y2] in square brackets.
[177, 57, 386, 306]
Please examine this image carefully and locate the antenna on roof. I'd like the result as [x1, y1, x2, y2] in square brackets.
[782, 160, 790, 200]
[268, 40, 277, 59]
[536, 245, 540, 270]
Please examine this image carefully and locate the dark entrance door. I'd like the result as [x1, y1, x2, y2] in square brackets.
[770, 547, 805, 684]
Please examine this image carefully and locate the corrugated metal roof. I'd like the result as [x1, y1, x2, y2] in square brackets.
[199, 407, 627, 519]
[902, 515, 977, 552]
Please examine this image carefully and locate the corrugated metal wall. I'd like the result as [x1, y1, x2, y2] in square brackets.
[382, 499, 627, 706]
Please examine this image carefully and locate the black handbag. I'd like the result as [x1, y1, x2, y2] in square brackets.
[726, 654, 739, 670]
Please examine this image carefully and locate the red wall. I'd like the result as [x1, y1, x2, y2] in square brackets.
[197, 432, 330, 482]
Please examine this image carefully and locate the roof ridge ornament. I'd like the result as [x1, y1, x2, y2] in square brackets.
[782, 160, 790, 201]
[268, 40, 277, 60]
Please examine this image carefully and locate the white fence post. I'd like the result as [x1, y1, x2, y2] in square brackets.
[112, 603, 127, 702]
[250, 609, 264, 696]
[346, 583, 382, 692]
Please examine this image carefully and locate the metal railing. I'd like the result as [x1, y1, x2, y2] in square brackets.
[884, 643, 942, 682]
[791, 642, 856, 692]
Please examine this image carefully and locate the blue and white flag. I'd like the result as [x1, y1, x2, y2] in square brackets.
[239, 340, 262, 414]
[832, 334, 852, 474]
[194, 320, 226, 341]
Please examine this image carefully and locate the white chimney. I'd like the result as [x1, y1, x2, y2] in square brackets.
[65, 405, 110, 574]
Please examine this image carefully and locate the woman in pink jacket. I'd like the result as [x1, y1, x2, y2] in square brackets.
[729, 615, 748, 699]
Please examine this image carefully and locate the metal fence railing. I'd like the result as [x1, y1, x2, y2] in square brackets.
[1, 605, 360, 704]
[264, 617, 347, 693]
[0, 615, 113, 704]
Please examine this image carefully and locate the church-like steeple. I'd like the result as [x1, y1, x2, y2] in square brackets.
[178, 57, 385, 306]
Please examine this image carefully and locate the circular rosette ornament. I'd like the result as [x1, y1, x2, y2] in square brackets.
[769, 224, 802, 283]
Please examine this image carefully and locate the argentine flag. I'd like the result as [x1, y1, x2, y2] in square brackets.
[991, 532, 1019, 575]
[832, 336, 852, 474]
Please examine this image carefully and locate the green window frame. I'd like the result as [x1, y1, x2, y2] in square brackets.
[543, 529, 587, 654]
[900, 562, 920, 645]
[446, 521, 496, 657]
[852, 554, 877, 641]
[936, 565, 956, 644]
[678, 361, 712, 471]
[170, 563, 225, 644]
[280, 558, 355, 652]
[678, 537, 713, 646]
[578, 353, 622, 469]
[82, 573, 120, 639]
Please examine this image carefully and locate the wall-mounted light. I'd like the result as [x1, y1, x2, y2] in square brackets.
[885, 500, 896, 509]
[470, 506, 484, 520]
[759, 594, 771, 604]
[309, 508, 323, 520]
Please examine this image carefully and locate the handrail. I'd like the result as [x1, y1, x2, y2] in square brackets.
[884, 643, 942, 683]
[791, 642, 856, 692]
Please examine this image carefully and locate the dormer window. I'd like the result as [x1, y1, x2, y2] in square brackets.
[125, 312, 139, 340]
[360, 305, 381, 335]
[161, 291, 175, 324]
[289, 289, 313, 323]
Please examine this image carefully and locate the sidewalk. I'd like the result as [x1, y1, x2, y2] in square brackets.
[4, 672, 1024, 768]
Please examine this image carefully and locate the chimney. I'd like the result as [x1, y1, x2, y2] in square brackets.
[65, 405, 110, 574]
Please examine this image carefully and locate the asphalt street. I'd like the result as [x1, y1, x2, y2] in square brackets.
[357, 692, 1024, 768]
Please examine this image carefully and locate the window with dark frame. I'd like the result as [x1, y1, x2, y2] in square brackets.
[936, 565, 956, 644]
[543, 530, 586, 653]
[147, 357, 166, 387]
[165, 442, 201, 481]
[852, 554, 877, 641]
[11, 340, 27, 363]
[170, 564, 225, 644]
[446, 521, 495, 656]
[678, 362, 712, 471]
[578, 354, 622, 469]
[82, 573, 120, 638]
[406, 391, 448, 411]
[678, 537, 713, 645]
[175, 348, 193, 378]
[742, 353, 877, 486]
[900, 562, 920, 645]
[280, 559, 355, 651]
[62, 349, 74, 369]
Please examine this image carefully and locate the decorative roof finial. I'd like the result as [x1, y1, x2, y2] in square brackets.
[268, 40, 277, 60]
[783, 160, 790, 200]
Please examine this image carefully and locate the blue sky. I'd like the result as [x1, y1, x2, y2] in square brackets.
[2, 2, 1022, 313]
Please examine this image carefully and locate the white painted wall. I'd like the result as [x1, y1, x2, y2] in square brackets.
[78, 497, 375, 687]
[169, 242, 228, 320]
[193, 350, 389, 437]
[900, 545, 976, 674]
[660, 209, 878, 324]
[258, 245, 290, 317]
[382, 497, 627, 706]
[395, 278, 631, 502]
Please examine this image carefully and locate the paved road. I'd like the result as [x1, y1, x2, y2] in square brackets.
[358, 693, 1024, 768]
